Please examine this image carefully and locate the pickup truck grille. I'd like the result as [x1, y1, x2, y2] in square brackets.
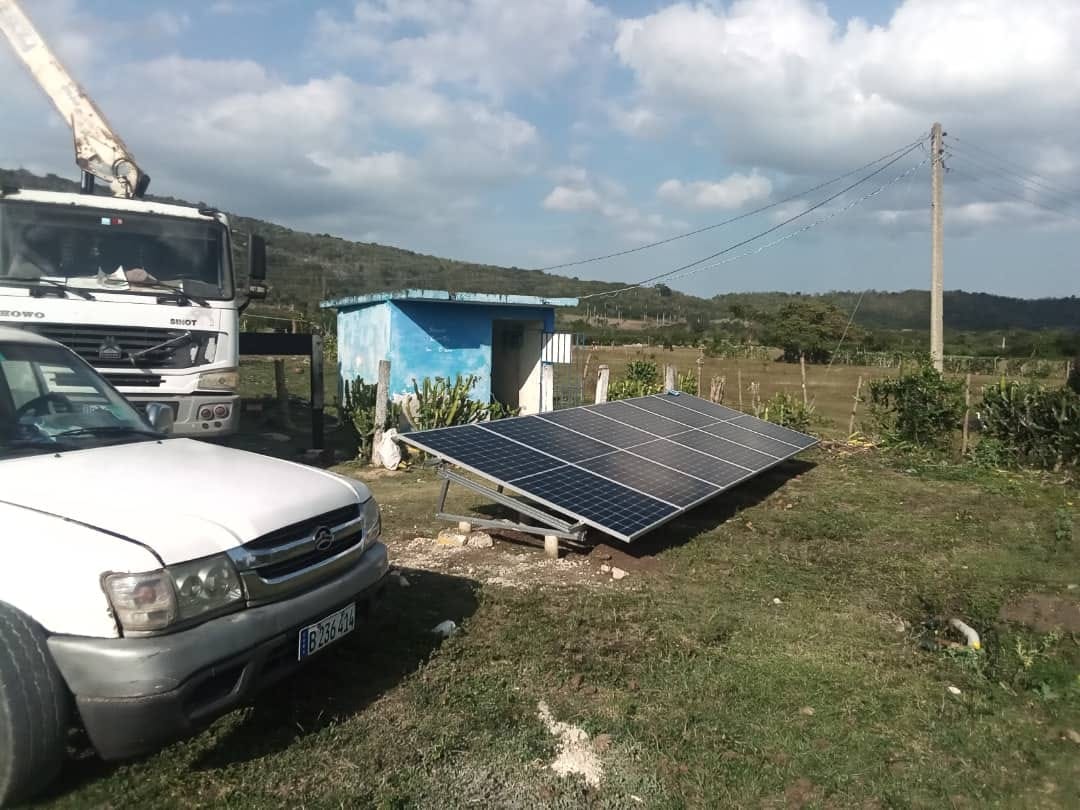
[18, 323, 213, 369]
[229, 504, 367, 605]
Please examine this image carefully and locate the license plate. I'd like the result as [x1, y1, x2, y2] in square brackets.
[297, 603, 356, 660]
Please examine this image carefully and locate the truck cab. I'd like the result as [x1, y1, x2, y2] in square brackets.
[0, 326, 388, 806]
[0, 187, 254, 437]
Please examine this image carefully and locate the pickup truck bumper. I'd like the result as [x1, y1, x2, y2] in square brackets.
[48, 541, 389, 760]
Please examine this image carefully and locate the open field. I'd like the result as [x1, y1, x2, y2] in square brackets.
[576, 346, 1051, 440]
[33, 444, 1080, 808]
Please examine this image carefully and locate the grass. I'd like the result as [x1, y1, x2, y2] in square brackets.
[33, 448, 1080, 809]
[577, 346, 1054, 440]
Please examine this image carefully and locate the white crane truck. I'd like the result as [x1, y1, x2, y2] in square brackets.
[0, 0, 264, 438]
[0, 326, 388, 806]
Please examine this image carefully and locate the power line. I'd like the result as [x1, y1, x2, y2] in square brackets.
[580, 142, 925, 299]
[535, 137, 925, 272]
[656, 157, 928, 288]
[947, 135, 1080, 197]
[945, 157, 1080, 224]
[944, 141, 1078, 211]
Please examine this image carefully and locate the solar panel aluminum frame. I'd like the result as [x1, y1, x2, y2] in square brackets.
[399, 392, 817, 543]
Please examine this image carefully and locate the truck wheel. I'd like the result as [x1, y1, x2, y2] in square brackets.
[0, 603, 69, 807]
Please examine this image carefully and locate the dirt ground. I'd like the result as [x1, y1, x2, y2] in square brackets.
[1000, 593, 1080, 633]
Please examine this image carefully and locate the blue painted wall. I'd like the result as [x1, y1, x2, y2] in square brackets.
[335, 300, 557, 401]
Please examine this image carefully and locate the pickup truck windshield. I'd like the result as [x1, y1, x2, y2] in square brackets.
[0, 340, 157, 459]
[0, 199, 232, 300]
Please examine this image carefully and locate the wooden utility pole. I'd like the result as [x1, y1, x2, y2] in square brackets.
[930, 122, 945, 372]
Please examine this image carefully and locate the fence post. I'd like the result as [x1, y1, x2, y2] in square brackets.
[800, 353, 809, 407]
[274, 359, 293, 430]
[961, 373, 972, 456]
[664, 364, 676, 391]
[1066, 358, 1074, 387]
[541, 363, 555, 413]
[738, 368, 744, 410]
[696, 350, 704, 396]
[582, 351, 594, 395]
[595, 365, 610, 404]
[848, 375, 863, 438]
[717, 375, 726, 404]
[372, 359, 390, 466]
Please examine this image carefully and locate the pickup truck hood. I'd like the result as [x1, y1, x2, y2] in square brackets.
[0, 439, 367, 565]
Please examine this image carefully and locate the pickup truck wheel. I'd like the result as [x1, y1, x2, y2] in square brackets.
[0, 603, 69, 807]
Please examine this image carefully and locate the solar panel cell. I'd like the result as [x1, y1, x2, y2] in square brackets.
[403, 424, 561, 482]
[579, 451, 718, 507]
[482, 416, 615, 462]
[700, 421, 800, 457]
[729, 414, 818, 448]
[632, 439, 748, 487]
[627, 396, 716, 427]
[511, 465, 676, 539]
[666, 429, 777, 469]
[652, 394, 743, 422]
[539, 407, 656, 448]
[586, 401, 687, 437]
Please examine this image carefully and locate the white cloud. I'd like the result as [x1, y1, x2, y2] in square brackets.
[543, 185, 603, 212]
[658, 171, 773, 209]
[613, 0, 1080, 180]
[314, 0, 610, 98]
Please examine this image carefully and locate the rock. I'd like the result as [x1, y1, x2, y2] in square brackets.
[799, 706, 815, 716]
[773, 597, 783, 605]
[436, 529, 467, 548]
[600, 564, 611, 573]
[611, 567, 628, 581]
[431, 620, 458, 638]
[1068, 584, 1079, 591]
[947, 685, 962, 696]
[468, 531, 494, 549]
[261, 432, 290, 442]
[1065, 729, 1080, 744]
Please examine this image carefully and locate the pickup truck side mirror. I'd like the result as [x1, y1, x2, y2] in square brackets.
[145, 403, 174, 434]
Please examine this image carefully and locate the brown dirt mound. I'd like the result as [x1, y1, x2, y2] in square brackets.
[999, 593, 1080, 633]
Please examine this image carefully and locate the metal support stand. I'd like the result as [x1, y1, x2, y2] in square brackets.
[434, 467, 586, 543]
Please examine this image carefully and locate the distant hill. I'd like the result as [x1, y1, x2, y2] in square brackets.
[3, 167, 1078, 334]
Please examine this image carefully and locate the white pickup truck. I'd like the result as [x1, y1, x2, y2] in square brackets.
[0, 326, 388, 806]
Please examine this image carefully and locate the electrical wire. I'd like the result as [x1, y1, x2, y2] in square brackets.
[578, 142, 924, 302]
[947, 135, 1080, 197]
[584, 147, 926, 298]
[534, 137, 925, 272]
[945, 157, 1080, 224]
[944, 142, 1078, 211]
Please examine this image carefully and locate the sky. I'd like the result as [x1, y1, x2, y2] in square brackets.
[1, 0, 1078, 299]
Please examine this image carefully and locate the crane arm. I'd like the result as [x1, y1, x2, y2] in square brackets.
[0, 0, 149, 198]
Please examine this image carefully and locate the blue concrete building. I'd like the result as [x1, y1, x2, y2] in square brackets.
[320, 289, 578, 415]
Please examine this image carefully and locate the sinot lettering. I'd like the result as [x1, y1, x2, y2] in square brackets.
[170, 318, 198, 326]
[0, 310, 45, 319]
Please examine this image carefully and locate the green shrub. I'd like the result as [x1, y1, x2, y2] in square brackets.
[868, 363, 964, 450]
[609, 360, 664, 400]
[340, 377, 399, 461]
[979, 381, 1080, 470]
[677, 369, 698, 396]
[758, 392, 814, 433]
[412, 375, 493, 430]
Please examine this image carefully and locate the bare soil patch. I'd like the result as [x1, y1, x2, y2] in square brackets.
[999, 593, 1080, 633]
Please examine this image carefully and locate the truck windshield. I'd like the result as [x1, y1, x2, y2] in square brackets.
[0, 340, 157, 459]
[0, 199, 232, 300]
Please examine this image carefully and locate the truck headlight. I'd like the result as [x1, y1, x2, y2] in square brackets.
[363, 498, 381, 540]
[104, 554, 244, 634]
[197, 369, 239, 391]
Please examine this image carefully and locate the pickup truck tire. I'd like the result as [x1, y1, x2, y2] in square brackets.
[0, 603, 69, 807]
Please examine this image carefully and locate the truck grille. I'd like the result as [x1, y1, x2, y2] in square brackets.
[103, 372, 164, 387]
[19, 323, 213, 368]
[230, 504, 367, 604]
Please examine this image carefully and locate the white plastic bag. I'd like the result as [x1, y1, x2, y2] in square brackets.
[379, 428, 402, 469]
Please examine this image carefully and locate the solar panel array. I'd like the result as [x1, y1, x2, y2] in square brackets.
[399, 392, 817, 542]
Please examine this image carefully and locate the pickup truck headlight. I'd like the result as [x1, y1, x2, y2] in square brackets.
[104, 553, 244, 634]
[363, 498, 381, 540]
[197, 369, 239, 391]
